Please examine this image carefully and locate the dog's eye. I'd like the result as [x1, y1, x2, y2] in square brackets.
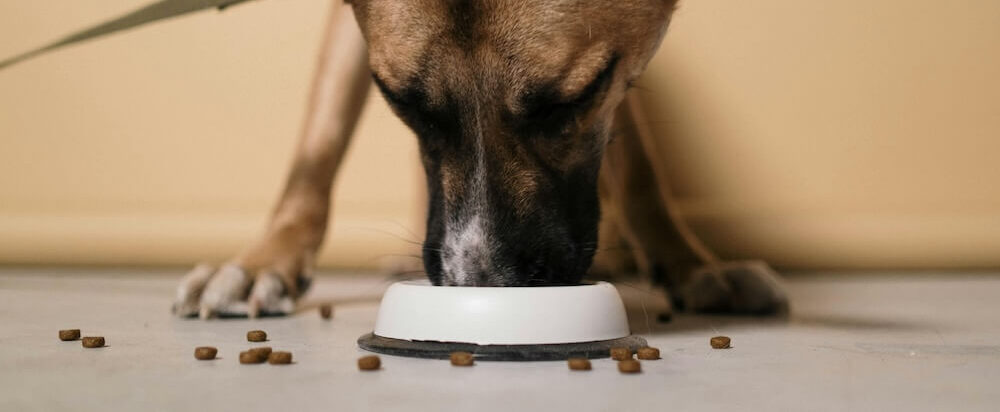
[371, 72, 460, 140]
[566, 54, 620, 109]
[517, 55, 620, 136]
[371, 73, 411, 108]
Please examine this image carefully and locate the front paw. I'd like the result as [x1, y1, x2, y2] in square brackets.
[172, 261, 308, 319]
[677, 260, 789, 315]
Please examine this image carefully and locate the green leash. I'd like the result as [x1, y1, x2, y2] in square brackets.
[0, 0, 257, 70]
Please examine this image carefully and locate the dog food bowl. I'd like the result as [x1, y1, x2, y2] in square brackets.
[357, 280, 646, 361]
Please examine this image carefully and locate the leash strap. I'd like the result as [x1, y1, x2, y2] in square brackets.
[0, 0, 257, 70]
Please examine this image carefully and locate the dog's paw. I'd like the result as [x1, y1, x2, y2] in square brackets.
[676, 260, 789, 315]
[172, 262, 307, 319]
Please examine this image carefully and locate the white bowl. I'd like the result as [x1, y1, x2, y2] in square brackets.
[373, 280, 630, 345]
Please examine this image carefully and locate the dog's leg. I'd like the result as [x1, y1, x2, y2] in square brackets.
[174, 3, 370, 318]
[601, 91, 788, 315]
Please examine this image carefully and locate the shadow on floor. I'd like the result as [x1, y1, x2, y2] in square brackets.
[615, 281, 938, 336]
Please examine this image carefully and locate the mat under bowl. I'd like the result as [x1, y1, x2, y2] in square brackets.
[357, 333, 648, 361]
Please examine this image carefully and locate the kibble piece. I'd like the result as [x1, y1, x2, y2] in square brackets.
[618, 359, 642, 374]
[82, 336, 105, 348]
[567, 358, 591, 371]
[710, 336, 732, 349]
[247, 330, 267, 342]
[59, 329, 81, 341]
[609, 347, 632, 361]
[194, 346, 218, 360]
[239, 350, 267, 364]
[319, 304, 333, 320]
[249, 347, 272, 358]
[657, 312, 673, 323]
[637, 347, 661, 360]
[450, 351, 474, 366]
[268, 351, 292, 365]
[358, 355, 381, 371]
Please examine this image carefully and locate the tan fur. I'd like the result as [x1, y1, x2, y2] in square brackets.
[180, 0, 789, 317]
[230, 3, 369, 298]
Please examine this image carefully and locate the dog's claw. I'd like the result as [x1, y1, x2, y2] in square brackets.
[174, 262, 303, 319]
[247, 298, 260, 319]
[173, 263, 216, 318]
[199, 265, 252, 312]
[247, 273, 295, 318]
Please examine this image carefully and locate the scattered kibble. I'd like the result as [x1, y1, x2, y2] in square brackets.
[247, 330, 267, 342]
[59, 329, 81, 341]
[82, 336, 105, 348]
[450, 351, 474, 366]
[194, 346, 218, 360]
[567, 358, 591, 370]
[637, 347, 660, 360]
[319, 304, 333, 320]
[239, 350, 267, 364]
[249, 347, 272, 358]
[710, 336, 731, 349]
[358, 355, 381, 371]
[609, 347, 632, 361]
[268, 351, 292, 365]
[618, 359, 641, 374]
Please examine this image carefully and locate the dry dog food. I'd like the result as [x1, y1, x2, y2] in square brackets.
[710, 336, 731, 349]
[239, 350, 267, 364]
[450, 351, 474, 366]
[618, 359, 641, 374]
[194, 346, 218, 360]
[657, 312, 673, 323]
[358, 355, 381, 371]
[609, 347, 632, 361]
[247, 330, 267, 342]
[567, 358, 591, 371]
[59, 329, 81, 341]
[637, 347, 660, 360]
[82, 336, 105, 348]
[319, 304, 333, 320]
[268, 351, 292, 365]
[249, 347, 272, 358]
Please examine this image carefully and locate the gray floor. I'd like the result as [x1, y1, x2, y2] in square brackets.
[1, 268, 998, 411]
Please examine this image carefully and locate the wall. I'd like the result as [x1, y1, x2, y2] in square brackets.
[0, 0, 424, 269]
[641, 0, 1000, 268]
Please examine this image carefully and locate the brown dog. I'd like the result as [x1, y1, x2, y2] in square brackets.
[171, 0, 788, 319]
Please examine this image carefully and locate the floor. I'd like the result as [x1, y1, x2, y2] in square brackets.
[1, 268, 998, 411]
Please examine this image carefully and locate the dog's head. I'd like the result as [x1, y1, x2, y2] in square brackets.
[351, 0, 675, 286]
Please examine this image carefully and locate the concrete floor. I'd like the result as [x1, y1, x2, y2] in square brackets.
[0, 268, 998, 411]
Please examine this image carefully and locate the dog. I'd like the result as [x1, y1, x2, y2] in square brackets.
[171, 0, 788, 319]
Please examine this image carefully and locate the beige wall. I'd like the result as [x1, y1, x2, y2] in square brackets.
[1, 0, 998, 270]
[641, 0, 1000, 269]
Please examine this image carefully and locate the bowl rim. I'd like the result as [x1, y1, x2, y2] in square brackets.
[373, 280, 631, 345]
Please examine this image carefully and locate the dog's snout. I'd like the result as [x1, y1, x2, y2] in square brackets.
[435, 223, 584, 287]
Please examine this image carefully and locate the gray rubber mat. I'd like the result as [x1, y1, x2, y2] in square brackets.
[357, 333, 648, 361]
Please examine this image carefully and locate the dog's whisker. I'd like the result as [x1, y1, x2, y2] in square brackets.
[370, 253, 424, 261]
[344, 226, 424, 246]
[612, 280, 661, 336]
[384, 270, 428, 282]
[421, 244, 444, 253]
[382, 219, 423, 244]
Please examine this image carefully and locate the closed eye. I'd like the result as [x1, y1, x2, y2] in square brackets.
[370, 72, 460, 139]
[565, 54, 620, 108]
[514, 54, 620, 136]
[371, 73, 409, 108]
